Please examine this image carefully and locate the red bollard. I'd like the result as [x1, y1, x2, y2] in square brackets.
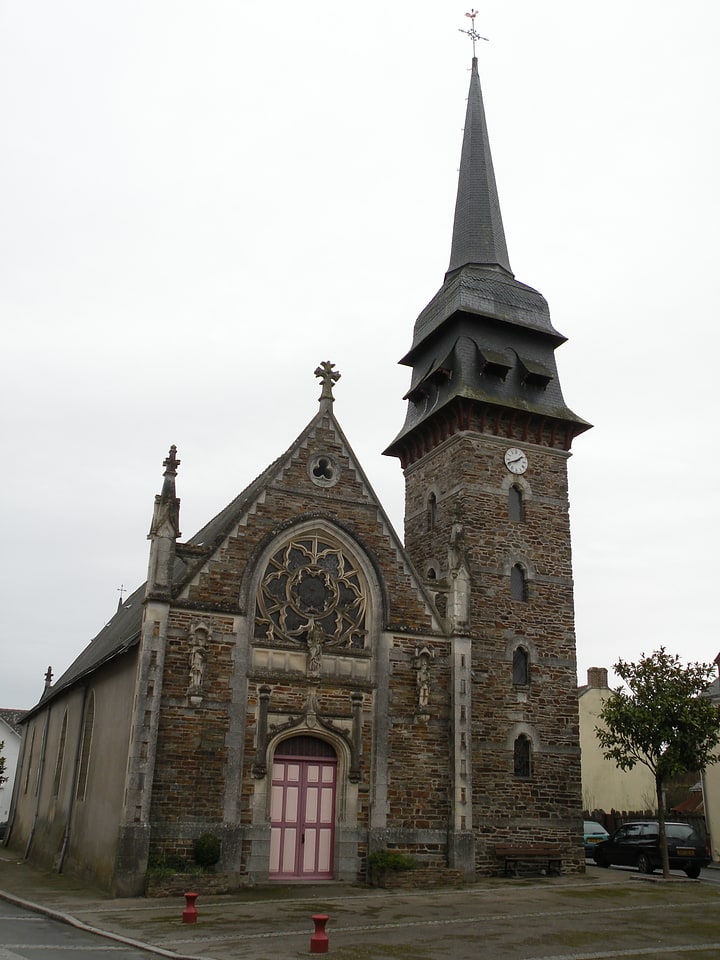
[310, 913, 329, 953]
[182, 892, 199, 924]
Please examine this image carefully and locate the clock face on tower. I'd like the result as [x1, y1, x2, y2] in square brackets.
[504, 447, 528, 474]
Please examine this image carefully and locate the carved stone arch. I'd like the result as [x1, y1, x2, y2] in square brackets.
[506, 722, 542, 753]
[245, 517, 385, 651]
[502, 555, 536, 580]
[239, 513, 390, 624]
[425, 558, 441, 581]
[500, 473, 532, 500]
[266, 724, 354, 821]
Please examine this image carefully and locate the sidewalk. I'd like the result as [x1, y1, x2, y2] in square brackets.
[2, 853, 719, 960]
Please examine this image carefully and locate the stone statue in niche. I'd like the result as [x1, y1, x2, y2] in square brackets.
[414, 645, 434, 711]
[306, 619, 324, 678]
[447, 506, 471, 631]
[188, 622, 209, 697]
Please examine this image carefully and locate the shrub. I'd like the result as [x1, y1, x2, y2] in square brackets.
[367, 849, 416, 882]
[193, 833, 221, 869]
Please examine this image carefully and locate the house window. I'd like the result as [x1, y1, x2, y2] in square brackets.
[508, 484, 524, 521]
[75, 692, 95, 801]
[510, 564, 527, 601]
[512, 647, 530, 686]
[514, 734, 532, 778]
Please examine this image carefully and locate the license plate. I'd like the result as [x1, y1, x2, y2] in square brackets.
[588, 837, 603, 844]
[676, 847, 695, 857]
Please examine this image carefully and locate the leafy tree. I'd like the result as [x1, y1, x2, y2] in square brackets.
[597, 648, 720, 877]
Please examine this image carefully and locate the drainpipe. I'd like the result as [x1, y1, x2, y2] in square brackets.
[57, 684, 88, 874]
[24, 704, 52, 860]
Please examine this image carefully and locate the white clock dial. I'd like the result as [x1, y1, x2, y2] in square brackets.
[504, 447, 528, 475]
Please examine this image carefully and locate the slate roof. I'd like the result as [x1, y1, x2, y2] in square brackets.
[447, 57, 511, 277]
[0, 709, 27, 734]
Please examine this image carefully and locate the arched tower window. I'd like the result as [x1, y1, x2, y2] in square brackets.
[427, 492, 437, 531]
[508, 484, 524, 522]
[514, 734, 532, 778]
[512, 647, 530, 686]
[510, 564, 528, 601]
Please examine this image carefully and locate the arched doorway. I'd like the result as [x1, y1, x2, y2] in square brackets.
[269, 735, 337, 880]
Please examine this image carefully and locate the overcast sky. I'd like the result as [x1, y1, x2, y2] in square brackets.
[1, 1, 718, 710]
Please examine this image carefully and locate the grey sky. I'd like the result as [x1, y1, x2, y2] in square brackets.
[1, 1, 718, 709]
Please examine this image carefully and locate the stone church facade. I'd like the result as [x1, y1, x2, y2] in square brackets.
[6, 54, 590, 895]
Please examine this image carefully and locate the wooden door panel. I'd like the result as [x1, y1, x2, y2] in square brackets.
[269, 756, 336, 879]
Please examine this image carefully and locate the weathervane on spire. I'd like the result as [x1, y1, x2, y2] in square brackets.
[459, 9, 488, 57]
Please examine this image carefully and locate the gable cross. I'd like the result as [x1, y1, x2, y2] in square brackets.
[314, 361, 341, 402]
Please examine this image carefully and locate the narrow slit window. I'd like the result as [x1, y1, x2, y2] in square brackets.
[514, 734, 532, 778]
[508, 484, 524, 521]
[76, 692, 95, 801]
[513, 647, 530, 686]
[427, 493, 437, 532]
[510, 564, 527, 601]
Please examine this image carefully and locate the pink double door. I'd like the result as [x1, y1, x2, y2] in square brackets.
[269, 753, 337, 880]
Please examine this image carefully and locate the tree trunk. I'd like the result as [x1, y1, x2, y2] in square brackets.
[656, 774, 670, 878]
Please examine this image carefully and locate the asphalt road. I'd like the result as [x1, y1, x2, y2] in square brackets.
[0, 898, 161, 960]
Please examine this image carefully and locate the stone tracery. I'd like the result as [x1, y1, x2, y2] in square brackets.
[254, 534, 367, 648]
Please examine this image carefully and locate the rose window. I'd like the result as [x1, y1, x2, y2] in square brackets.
[254, 535, 367, 649]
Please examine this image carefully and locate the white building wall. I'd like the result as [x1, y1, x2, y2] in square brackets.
[0, 719, 22, 822]
[579, 668, 656, 814]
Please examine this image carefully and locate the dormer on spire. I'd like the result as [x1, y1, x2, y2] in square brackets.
[146, 445, 181, 600]
[314, 361, 341, 415]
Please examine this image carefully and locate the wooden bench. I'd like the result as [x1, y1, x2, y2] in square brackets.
[494, 844, 562, 877]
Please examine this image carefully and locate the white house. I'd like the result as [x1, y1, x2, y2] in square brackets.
[0, 710, 26, 824]
[578, 668, 655, 815]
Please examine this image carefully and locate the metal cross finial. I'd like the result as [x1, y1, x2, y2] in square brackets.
[117, 583, 126, 603]
[459, 9, 488, 57]
[314, 361, 341, 402]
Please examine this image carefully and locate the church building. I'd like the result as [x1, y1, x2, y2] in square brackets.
[6, 50, 590, 895]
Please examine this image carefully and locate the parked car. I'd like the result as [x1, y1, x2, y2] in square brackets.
[583, 820, 610, 857]
[592, 820, 710, 878]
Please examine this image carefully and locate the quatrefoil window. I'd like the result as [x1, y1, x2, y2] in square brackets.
[254, 534, 367, 649]
[309, 453, 339, 487]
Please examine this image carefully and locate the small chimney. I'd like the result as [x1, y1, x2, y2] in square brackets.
[587, 667, 608, 689]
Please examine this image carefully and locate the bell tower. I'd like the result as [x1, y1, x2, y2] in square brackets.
[385, 43, 591, 868]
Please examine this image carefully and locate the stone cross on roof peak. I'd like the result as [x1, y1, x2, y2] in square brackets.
[314, 361, 341, 412]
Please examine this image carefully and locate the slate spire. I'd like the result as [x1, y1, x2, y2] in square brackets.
[385, 50, 590, 464]
[447, 56, 512, 277]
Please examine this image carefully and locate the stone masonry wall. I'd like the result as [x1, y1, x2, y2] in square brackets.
[404, 430, 584, 875]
